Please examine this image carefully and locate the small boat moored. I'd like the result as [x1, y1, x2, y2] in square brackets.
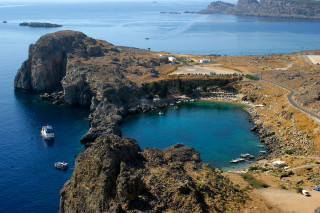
[240, 153, 250, 158]
[54, 162, 68, 170]
[159, 111, 164, 115]
[41, 125, 54, 141]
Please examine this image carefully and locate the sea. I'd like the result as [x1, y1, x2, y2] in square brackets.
[0, 1, 320, 212]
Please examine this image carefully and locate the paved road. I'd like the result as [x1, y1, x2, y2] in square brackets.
[254, 71, 320, 122]
[288, 163, 319, 171]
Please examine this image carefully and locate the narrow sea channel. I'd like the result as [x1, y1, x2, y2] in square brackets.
[121, 101, 265, 171]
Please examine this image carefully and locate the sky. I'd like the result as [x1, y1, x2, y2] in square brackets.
[1, 0, 238, 3]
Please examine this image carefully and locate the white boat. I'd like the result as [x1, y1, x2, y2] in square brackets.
[302, 190, 310, 196]
[236, 158, 245, 162]
[257, 145, 264, 148]
[240, 153, 250, 158]
[230, 159, 239, 163]
[260, 150, 267, 153]
[41, 125, 54, 140]
[54, 162, 68, 169]
[159, 111, 164, 115]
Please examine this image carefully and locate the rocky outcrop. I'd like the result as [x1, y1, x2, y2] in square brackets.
[14, 31, 172, 143]
[244, 107, 282, 155]
[60, 136, 247, 213]
[199, 0, 320, 19]
[19, 22, 62, 27]
[15, 31, 251, 212]
[14, 31, 103, 93]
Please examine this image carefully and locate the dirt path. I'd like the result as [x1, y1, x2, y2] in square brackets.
[255, 188, 320, 213]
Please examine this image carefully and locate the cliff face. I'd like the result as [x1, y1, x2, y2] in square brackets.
[15, 31, 250, 212]
[15, 30, 171, 143]
[14, 31, 104, 93]
[199, 0, 320, 19]
[60, 136, 247, 213]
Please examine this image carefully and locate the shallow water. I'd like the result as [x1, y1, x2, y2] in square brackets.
[121, 101, 266, 171]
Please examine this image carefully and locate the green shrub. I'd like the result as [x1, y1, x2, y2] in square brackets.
[240, 174, 269, 189]
[245, 74, 259, 80]
[296, 187, 303, 193]
[286, 149, 296, 155]
[248, 166, 267, 172]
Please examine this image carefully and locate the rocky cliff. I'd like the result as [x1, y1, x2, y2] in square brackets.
[199, 0, 320, 19]
[15, 31, 249, 212]
[14, 30, 171, 144]
[60, 135, 247, 213]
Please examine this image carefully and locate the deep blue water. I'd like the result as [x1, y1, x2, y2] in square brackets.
[0, 1, 319, 212]
[121, 101, 264, 171]
[1, 1, 320, 55]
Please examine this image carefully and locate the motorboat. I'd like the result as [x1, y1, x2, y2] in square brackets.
[159, 111, 164, 115]
[41, 125, 54, 141]
[260, 150, 267, 154]
[230, 159, 239, 163]
[174, 106, 179, 110]
[257, 145, 264, 148]
[236, 158, 245, 162]
[240, 153, 250, 158]
[54, 162, 68, 170]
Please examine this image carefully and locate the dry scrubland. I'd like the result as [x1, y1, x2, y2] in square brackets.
[166, 51, 320, 212]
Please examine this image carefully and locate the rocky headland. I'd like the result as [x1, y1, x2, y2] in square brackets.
[199, 0, 320, 19]
[19, 22, 63, 28]
[14, 30, 320, 212]
[60, 136, 247, 212]
[15, 30, 251, 212]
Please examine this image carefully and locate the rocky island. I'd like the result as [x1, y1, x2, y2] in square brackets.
[15, 30, 320, 212]
[199, 0, 320, 19]
[19, 22, 63, 28]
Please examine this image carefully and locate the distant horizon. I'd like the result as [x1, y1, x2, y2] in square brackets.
[0, 0, 238, 4]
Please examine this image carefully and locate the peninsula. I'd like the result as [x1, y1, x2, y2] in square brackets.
[199, 0, 320, 19]
[14, 31, 320, 212]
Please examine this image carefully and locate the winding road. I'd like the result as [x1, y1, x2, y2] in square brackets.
[254, 71, 320, 122]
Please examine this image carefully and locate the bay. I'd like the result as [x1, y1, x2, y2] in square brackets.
[0, 1, 318, 212]
[121, 101, 263, 171]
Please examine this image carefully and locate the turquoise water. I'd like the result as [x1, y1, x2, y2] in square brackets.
[0, 1, 318, 212]
[121, 101, 264, 171]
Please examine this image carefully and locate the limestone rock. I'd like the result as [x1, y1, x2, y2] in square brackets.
[60, 136, 247, 213]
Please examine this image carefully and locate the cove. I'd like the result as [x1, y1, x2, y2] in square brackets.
[121, 101, 264, 171]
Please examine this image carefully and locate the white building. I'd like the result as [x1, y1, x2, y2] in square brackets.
[168, 57, 176, 63]
[199, 59, 210, 63]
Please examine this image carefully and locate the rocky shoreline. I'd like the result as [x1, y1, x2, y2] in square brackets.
[199, 0, 320, 19]
[243, 107, 282, 156]
[14, 30, 253, 212]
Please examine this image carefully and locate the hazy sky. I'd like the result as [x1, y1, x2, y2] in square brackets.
[2, 0, 238, 3]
